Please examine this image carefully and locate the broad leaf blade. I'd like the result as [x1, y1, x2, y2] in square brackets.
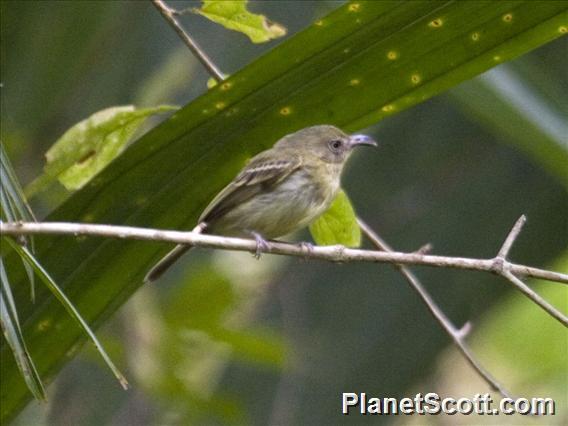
[26, 105, 177, 194]
[309, 190, 361, 247]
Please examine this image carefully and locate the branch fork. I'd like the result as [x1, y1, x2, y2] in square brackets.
[488, 215, 567, 327]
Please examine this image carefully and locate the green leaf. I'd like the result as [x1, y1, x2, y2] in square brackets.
[207, 77, 218, 89]
[0, 259, 46, 402]
[309, 190, 361, 247]
[4, 238, 129, 393]
[26, 105, 177, 195]
[1, 143, 36, 300]
[3, 1, 567, 421]
[0, 144, 36, 223]
[0, 144, 43, 400]
[206, 75, 230, 89]
[194, 0, 286, 43]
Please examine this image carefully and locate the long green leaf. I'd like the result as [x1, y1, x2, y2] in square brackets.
[2, 1, 566, 421]
[0, 144, 36, 223]
[0, 259, 46, 402]
[4, 238, 129, 393]
[1, 143, 36, 300]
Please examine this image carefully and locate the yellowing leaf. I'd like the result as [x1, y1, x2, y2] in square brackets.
[42, 105, 177, 191]
[309, 189, 361, 247]
[194, 0, 286, 44]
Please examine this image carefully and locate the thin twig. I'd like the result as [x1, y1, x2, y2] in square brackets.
[151, 0, 225, 82]
[502, 270, 567, 327]
[487, 216, 567, 327]
[1, 221, 567, 288]
[356, 218, 513, 398]
[171, 7, 193, 16]
[497, 214, 526, 259]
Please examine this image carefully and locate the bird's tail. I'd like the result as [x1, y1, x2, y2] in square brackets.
[143, 223, 205, 283]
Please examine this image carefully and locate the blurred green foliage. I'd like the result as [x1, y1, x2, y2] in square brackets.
[1, 1, 567, 425]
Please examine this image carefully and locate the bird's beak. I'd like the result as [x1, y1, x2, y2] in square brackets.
[349, 134, 377, 148]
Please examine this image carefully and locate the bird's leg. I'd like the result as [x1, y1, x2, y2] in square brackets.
[297, 241, 314, 260]
[250, 231, 269, 259]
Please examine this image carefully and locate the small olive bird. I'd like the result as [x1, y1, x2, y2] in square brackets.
[144, 125, 376, 283]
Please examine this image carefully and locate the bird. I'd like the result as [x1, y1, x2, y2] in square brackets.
[144, 124, 376, 283]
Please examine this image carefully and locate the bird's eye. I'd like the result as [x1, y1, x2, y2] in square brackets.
[328, 139, 343, 152]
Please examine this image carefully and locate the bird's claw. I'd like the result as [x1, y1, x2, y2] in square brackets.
[252, 232, 269, 259]
[298, 241, 314, 260]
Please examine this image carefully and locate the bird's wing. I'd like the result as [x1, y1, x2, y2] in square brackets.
[198, 152, 302, 225]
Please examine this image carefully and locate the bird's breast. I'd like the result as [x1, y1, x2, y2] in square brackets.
[213, 164, 341, 239]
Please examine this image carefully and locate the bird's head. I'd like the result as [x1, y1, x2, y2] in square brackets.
[275, 125, 377, 164]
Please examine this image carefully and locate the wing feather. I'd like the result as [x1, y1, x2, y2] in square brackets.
[199, 152, 301, 225]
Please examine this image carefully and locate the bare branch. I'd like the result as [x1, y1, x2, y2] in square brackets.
[414, 243, 433, 255]
[456, 321, 472, 340]
[151, 0, 225, 82]
[510, 265, 567, 283]
[502, 270, 567, 327]
[357, 218, 513, 398]
[497, 215, 526, 259]
[1, 221, 567, 286]
[488, 215, 568, 327]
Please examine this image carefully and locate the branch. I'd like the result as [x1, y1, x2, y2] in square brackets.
[497, 215, 526, 259]
[2, 218, 565, 397]
[151, 0, 225, 82]
[2, 221, 566, 285]
[490, 215, 567, 327]
[357, 218, 513, 398]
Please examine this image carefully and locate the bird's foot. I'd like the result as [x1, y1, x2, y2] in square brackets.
[297, 241, 314, 261]
[251, 232, 269, 259]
